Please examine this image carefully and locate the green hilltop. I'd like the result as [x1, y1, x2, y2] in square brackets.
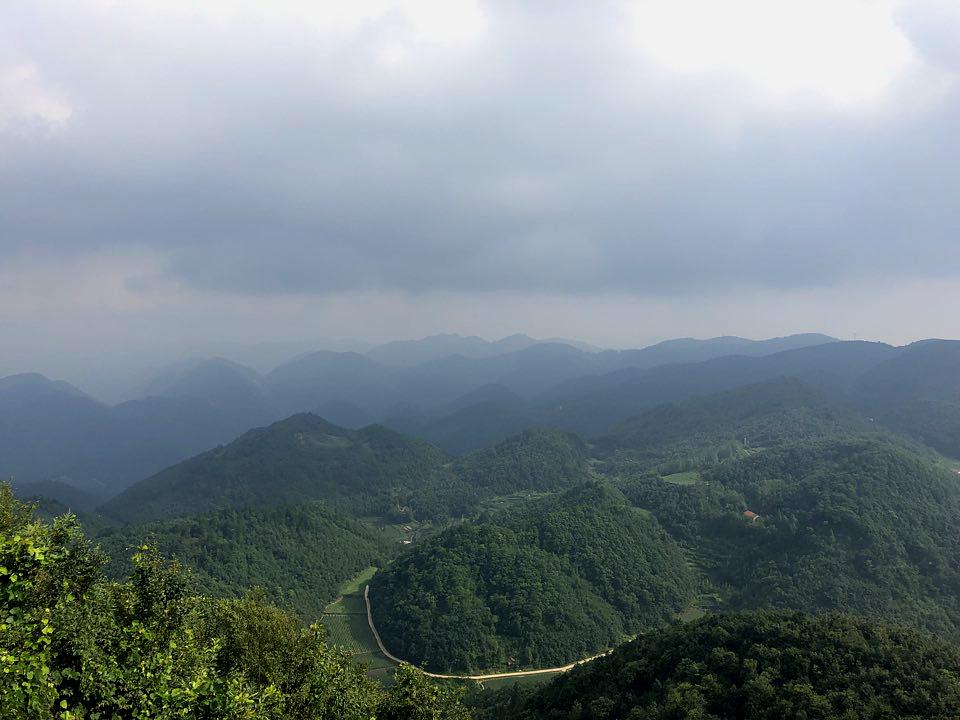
[370, 481, 696, 672]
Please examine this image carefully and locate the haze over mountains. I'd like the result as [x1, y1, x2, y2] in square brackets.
[8, 331, 960, 507]
[1, 332, 835, 498]
[8, 328, 960, 717]
[18, 327, 958, 672]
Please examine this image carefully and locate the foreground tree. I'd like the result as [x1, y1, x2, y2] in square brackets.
[0, 484, 469, 719]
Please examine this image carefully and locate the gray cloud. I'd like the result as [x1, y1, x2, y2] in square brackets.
[0, 1, 958, 318]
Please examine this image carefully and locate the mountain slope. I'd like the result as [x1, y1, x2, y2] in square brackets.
[535, 340, 898, 436]
[0, 371, 282, 499]
[96, 502, 388, 619]
[851, 340, 960, 457]
[621, 436, 960, 635]
[508, 612, 960, 720]
[594, 378, 872, 474]
[265, 351, 399, 417]
[452, 427, 590, 494]
[370, 482, 696, 672]
[0, 374, 111, 490]
[99, 414, 449, 523]
[388, 384, 530, 454]
[613, 332, 837, 369]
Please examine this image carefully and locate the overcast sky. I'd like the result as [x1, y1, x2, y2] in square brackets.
[2, 0, 959, 384]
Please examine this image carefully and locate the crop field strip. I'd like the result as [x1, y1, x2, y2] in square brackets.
[321, 566, 397, 674]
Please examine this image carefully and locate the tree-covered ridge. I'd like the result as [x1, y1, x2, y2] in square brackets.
[621, 436, 960, 635]
[99, 417, 601, 528]
[595, 378, 870, 474]
[706, 438, 960, 632]
[875, 396, 960, 459]
[370, 482, 696, 673]
[0, 484, 470, 719]
[100, 414, 451, 524]
[452, 428, 590, 494]
[94, 502, 390, 620]
[509, 611, 960, 720]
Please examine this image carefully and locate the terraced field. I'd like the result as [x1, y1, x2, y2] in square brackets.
[320, 566, 395, 673]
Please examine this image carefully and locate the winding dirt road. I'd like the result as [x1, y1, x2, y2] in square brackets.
[363, 584, 607, 681]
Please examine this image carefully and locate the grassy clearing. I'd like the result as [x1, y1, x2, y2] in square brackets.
[320, 565, 395, 679]
[477, 491, 551, 515]
[678, 603, 707, 623]
[336, 566, 378, 596]
[324, 594, 366, 615]
[322, 613, 375, 655]
[678, 591, 722, 623]
[364, 518, 431, 545]
[662, 470, 702, 485]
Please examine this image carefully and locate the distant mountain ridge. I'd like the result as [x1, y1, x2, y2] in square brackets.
[364, 333, 601, 367]
[611, 332, 837, 369]
[14, 332, 960, 502]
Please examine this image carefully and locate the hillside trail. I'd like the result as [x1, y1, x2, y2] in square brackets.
[363, 585, 607, 681]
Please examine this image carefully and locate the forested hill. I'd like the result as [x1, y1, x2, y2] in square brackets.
[99, 413, 450, 524]
[707, 438, 960, 632]
[850, 339, 960, 457]
[622, 436, 960, 636]
[95, 502, 389, 619]
[594, 378, 872, 474]
[502, 611, 960, 720]
[100, 418, 599, 526]
[600, 378, 867, 452]
[370, 482, 696, 672]
[452, 427, 590, 494]
[0, 484, 470, 719]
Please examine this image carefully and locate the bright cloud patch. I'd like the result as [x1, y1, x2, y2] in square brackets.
[627, 0, 916, 105]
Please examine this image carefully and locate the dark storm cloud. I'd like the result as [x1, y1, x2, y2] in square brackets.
[2, 0, 959, 298]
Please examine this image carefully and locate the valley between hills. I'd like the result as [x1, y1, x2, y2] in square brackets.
[7, 333, 960, 718]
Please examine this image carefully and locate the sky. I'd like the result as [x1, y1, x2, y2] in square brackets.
[2, 0, 959, 388]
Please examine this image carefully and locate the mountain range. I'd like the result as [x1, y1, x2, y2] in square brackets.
[2, 333, 844, 499]
[9, 333, 960, 506]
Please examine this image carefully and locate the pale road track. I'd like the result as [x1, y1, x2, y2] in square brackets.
[363, 584, 608, 681]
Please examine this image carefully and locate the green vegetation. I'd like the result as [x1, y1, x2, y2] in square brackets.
[0, 484, 470, 719]
[94, 503, 389, 620]
[707, 438, 960, 633]
[370, 482, 696, 673]
[621, 436, 960, 635]
[320, 567, 392, 668]
[100, 414, 453, 524]
[452, 428, 590, 494]
[596, 378, 869, 476]
[662, 470, 702, 485]
[99, 419, 598, 529]
[321, 614, 378, 656]
[877, 397, 960, 459]
[503, 612, 960, 719]
[337, 566, 378, 595]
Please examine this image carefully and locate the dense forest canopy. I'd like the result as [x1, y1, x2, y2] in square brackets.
[370, 482, 696, 672]
[100, 414, 452, 524]
[0, 484, 470, 720]
[504, 611, 960, 720]
[621, 436, 960, 635]
[100, 420, 601, 528]
[451, 428, 590, 494]
[95, 502, 390, 620]
[594, 378, 872, 474]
